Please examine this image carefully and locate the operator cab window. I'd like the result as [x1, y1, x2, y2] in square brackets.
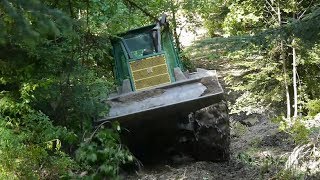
[124, 32, 157, 58]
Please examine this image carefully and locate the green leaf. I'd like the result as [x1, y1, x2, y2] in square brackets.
[88, 153, 97, 162]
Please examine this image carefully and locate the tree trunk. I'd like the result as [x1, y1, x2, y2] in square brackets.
[292, 39, 298, 119]
[170, 0, 181, 53]
[277, 5, 291, 119]
[282, 43, 291, 119]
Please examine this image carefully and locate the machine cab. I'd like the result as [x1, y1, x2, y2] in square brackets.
[111, 21, 183, 93]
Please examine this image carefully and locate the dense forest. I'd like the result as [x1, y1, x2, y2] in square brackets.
[0, 0, 319, 179]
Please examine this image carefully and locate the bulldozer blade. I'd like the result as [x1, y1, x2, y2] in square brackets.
[98, 69, 225, 124]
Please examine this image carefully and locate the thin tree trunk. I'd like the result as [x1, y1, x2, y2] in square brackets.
[292, 39, 298, 119]
[170, 0, 181, 53]
[68, 0, 74, 18]
[283, 50, 291, 119]
[277, 5, 291, 119]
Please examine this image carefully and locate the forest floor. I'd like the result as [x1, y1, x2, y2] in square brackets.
[125, 57, 296, 180]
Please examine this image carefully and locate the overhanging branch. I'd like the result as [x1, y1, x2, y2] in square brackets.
[123, 0, 158, 22]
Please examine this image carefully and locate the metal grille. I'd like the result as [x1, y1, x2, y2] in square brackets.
[130, 55, 171, 90]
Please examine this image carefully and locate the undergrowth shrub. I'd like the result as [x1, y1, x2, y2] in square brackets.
[273, 116, 310, 144]
[307, 99, 320, 116]
[272, 112, 320, 179]
[74, 123, 134, 179]
[277, 140, 320, 179]
[0, 96, 77, 179]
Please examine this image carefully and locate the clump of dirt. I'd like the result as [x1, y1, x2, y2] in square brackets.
[231, 116, 278, 154]
[200, 76, 222, 96]
[260, 131, 294, 148]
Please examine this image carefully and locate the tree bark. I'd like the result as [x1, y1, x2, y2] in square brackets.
[170, 0, 181, 53]
[277, 4, 291, 119]
[283, 49, 291, 119]
[68, 0, 74, 18]
[292, 39, 298, 119]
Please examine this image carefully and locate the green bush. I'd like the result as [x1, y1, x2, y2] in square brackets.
[290, 120, 310, 144]
[0, 98, 77, 179]
[75, 124, 134, 179]
[306, 99, 320, 116]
